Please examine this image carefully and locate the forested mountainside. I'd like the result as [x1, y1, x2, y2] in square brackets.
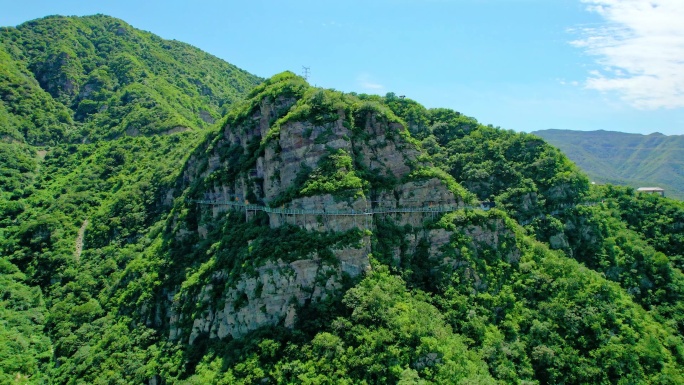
[533, 129, 684, 200]
[0, 14, 261, 383]
[1, 15, 684, 385]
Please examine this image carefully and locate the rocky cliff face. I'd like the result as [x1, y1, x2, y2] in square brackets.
[167, 73, 476, 343]
[183, 244, 370, 343]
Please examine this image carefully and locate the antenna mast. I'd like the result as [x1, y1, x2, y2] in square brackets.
[302, 66, 310, 81]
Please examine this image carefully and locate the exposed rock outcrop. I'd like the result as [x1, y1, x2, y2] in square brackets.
[169, 75, 471, 343]
[187, 242, 369, 343]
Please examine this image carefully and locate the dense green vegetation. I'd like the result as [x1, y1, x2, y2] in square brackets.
[1, 14, 683, 384]
[533, 129, 684, 200]
[0, 14, 261, 382]
[0, 41, 74, 144]
[0, 258, 51, 384]
[0, 14, 260, 144]
[602, 186, 684, 268]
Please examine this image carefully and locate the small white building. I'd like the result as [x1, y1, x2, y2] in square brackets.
[637, 187, 665, 197]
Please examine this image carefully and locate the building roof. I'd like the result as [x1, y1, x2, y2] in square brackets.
[637, 187, 664, 192]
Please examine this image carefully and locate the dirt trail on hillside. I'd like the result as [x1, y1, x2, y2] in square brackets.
[75, 219, 88, 261]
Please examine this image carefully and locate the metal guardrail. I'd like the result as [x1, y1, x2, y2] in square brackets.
[189, 197, 600, 222]
[189, 199, 476, 216]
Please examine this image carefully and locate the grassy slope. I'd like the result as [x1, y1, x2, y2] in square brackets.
[534, 129, 684, 199]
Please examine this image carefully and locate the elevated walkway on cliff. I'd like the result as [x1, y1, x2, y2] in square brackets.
[189, 197, 600, 227]
[189, 198, 480, 216]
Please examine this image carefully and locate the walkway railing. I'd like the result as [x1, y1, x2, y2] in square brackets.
[189, 199, 478, 216]
[189, 197, 601, 224]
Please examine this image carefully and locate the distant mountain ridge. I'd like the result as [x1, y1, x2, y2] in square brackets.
[532, 129, 684, 199]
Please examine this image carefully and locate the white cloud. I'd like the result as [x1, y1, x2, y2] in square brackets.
[558, 79, 580, 87]
[572, 0, 684, 109]
[357, 73, 385, 93]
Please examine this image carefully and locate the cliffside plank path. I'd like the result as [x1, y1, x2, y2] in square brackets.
[190, 196, 472, 230]
[190, 195, 598, 229]
[190, 198, 478, 215]
[191, 187, 494, 212]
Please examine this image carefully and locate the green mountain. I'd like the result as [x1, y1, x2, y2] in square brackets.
[2, 15, 684, 384]
[533, 129, 684, 200]
[0, 14, 261, 383]
[1, 14, 259, 145]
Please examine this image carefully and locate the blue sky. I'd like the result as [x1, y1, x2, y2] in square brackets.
[1, 0, 683, 135]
